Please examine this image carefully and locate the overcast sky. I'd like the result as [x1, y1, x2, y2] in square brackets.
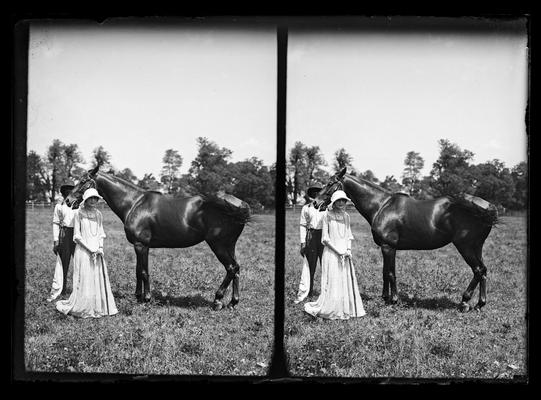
[27, 18, 528, 185]
[287, 19, 528, 181]
[27, 20, 277, 179]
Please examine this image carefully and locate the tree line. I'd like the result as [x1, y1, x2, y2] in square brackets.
[26, 137, 527, 212]
[286, 139, 527, 211]
[26, 137, 276, 211]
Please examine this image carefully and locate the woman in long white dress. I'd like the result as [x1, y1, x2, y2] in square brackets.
[56, 188, 118, 318]
[304, 190, 365, 320]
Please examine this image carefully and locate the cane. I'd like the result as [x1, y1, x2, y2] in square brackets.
[348, 256, 358, 317]
[95, 253, 110, 315]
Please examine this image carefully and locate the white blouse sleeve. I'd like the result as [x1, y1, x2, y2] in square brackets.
[299, 205, 308, 243]
[52, 204, 61, 241]
[346, 213, 354, 241]
[321, 211, 330, 245]
[97, 211, 106, 249]
[98, 211, 106, 238]
[73, 210, 83, 243]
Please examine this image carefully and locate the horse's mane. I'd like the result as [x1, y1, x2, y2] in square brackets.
[100, 172, 146, 193]
[345, 174, 392, 194]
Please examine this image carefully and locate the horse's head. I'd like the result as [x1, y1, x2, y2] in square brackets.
[64, 166, 99, 209]
[313, 167, 346, 210]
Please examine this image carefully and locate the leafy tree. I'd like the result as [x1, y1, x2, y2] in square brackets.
[188, 137, 233, 195]
[268, 162, 277, 203]
[417, 176, 437, 200]
[471, 159, 514, 207]
[401, 151, 425, 196]
[229, 157, 274, 209]
[380, 175, 404, 192]
[160, 149, 183, 194]
[27, 140, 85, 201]
[91, 146, 114, 172]
[509, 161, 527, 210]
[116, 168, 139, 185]
[138, 173, 162, 191]
[430, 139, 475, 196]
[333, 148, 353, 174]
[63, 144, 85, 180]
[358, 169, 379, 183]
[26, 151, 50, 201]
[46, 139, 66, 202]
[305, 145, 326, 182]
[287, 141, 307, 205]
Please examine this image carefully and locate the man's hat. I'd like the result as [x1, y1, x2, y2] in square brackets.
[60, 183, 74, 196]
[306, 184, 323, 199]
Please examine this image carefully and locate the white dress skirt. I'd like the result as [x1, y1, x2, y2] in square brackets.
[304, 210, 366, 320]
[56, 209, 118, 318]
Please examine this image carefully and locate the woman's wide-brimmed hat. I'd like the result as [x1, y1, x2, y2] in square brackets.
[330, 190, 351, 208]
[82, 188, 103, 203]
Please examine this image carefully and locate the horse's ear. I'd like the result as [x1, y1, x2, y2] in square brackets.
[338, 167, 347, 178]
[89, 165, 99, 177]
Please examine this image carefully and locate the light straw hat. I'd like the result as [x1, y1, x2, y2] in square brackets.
[82, 188, 103, 204]
[329, 190, 351, 208]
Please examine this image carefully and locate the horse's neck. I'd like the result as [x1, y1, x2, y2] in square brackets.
[95, 173, 143, 222]
[343, 175, 389, 225]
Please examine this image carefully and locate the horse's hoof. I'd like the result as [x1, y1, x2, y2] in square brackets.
[227, 301, 238, 310]
[143, 295, 152, 303]
[473, 304, 484, 312]
[213, 301, 224, 311]
[459, 302, 471, 313]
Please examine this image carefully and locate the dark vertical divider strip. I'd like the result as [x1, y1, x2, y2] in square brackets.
[269, 25, 288, 378]
[12, 21, 29, 380]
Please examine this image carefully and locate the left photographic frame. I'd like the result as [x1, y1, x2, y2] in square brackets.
[14, 17, 277, 379]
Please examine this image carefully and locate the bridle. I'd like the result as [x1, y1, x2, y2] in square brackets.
[68, 174, 97, 207]
[314, 175, 344, 208]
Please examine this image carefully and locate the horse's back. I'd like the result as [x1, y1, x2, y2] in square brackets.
[374, 195, 455, 249]
[125, 192, 207, 247]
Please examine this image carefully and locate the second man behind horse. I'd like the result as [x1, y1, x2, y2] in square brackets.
[294, 184, 325, 303]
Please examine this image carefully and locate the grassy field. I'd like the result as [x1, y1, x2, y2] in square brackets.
[23, 207, 275, 377]
[284, 209, 528, 380]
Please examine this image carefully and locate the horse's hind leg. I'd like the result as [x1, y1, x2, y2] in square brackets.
[474, 244, 488, 311]
[207, 240, 240, 310]
[454, 242, 485, 312]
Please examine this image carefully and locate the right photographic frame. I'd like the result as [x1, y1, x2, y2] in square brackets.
[283, 16, 529, 381]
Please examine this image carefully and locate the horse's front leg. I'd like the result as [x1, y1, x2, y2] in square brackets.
[134, 244, 143, 301]
[381, 244, 398, 304]
[381, 249, 390, 303]
[134, 242, 151, 302]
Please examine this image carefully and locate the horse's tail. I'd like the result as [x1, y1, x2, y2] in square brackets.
[202, 192, 252, 225]
[450, 193, 499, 227]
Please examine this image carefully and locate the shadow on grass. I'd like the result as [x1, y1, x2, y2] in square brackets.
[360, 292, 374, 302]
[398, 293, 458, 310]
[152, 290, 214, 309]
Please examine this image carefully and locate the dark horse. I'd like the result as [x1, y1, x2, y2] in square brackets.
[65, 166, 251, 310]
[314, 168, 499, 312]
